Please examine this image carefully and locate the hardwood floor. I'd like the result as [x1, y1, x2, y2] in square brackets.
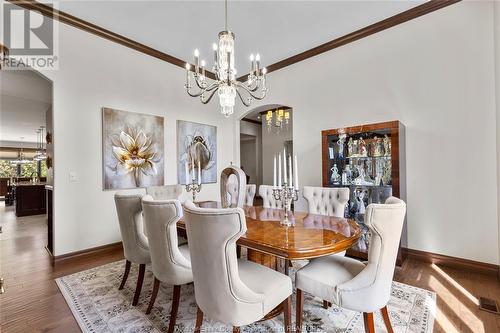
[0, 202, 499, 332]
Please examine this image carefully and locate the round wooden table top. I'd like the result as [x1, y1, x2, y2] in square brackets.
[240, 206, 361, 260]
[183, 202, 362, 261]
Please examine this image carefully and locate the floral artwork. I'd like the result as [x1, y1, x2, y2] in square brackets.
[102, 108, 164, 190]
[177, 120, 217, 184]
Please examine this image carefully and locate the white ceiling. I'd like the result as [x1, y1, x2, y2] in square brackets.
[0, 70, 51, 145]
[59, 0, 426, 74]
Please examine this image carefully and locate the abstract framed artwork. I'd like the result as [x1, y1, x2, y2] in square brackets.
[177, 120, 217, 184]
[102, 107, 164, 190]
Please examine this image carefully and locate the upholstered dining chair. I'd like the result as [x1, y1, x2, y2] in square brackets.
[295, 197, 407, 333]
[221, 166, 247, 208]
[183, 201, 293, 333]
[259, 185, 282, 209]
[146, 184, 182, 200]
[244, 184, 256, 206]
[303, 186, 349, 217]
[141, 196, 193, 333]
[304, 186, 350, 267]
[114, 192, 151, 306]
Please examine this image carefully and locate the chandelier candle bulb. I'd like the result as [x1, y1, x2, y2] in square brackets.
[212, 43, 218, 65]
[194, 49, 199, 72]
[201, 60, 206, 78]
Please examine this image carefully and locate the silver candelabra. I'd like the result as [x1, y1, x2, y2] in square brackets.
[273, 183, 299, 226]
[185, 179, 202, 202]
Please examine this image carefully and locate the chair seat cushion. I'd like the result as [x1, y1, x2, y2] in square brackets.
[238, 259, 293, 315]
[178, 243, 191, 262]
[296, 255, 365, 305]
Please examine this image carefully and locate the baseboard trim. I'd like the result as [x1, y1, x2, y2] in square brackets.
[53, 242, 123, 265]
[403, 248, 499, 277]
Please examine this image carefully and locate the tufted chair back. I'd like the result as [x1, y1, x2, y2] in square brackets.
[183, 201, 266, 326]
[146, 184, 182, 200]
[114, 192, 150, 265]
[303, 186, 349, 217]
[244, 184, 256, 206]
[337, 197, 406, 312]
[221, 167, 247, 208]
[259, 185, 282, 209]
[141, 196, 192, 286]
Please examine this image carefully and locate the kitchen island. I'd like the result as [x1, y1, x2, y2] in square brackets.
[16, 183, 47, 217]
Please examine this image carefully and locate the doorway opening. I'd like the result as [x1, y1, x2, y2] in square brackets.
[239, 104, 293, 205]
[0, 69, 54, 290]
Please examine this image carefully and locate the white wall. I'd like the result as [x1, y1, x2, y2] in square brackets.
[240, 120, 262, 187]
[495, 1, 500, 268]
[238, 1, 499, 264]
[35, 21, 234, 255]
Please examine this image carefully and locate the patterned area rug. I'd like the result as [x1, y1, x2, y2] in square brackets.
[56, 261, 435, 333]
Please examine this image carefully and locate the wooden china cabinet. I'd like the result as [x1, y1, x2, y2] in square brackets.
[321, 120, 407, 265]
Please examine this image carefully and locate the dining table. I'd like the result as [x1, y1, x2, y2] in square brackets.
[177, 202, 362, 319]
[177, 202, 362, 273]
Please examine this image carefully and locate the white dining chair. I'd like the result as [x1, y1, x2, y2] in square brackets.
[183, 201, 293, 333]
[244, 184, 256, 206]
[114, 192, 151, 306]
[146, 184, 182, 200]
[141, 196, 193, 333]
[221, 166, 247, 208]
[259, 185, 282, 209]
[295, 197, 407, 333]
[303, 186, 349, 217]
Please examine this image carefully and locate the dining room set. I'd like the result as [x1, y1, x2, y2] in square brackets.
[113, 158, 406, 333]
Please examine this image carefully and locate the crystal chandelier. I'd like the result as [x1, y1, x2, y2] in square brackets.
[184, 0, 267, 117]
[34, 126, 47, 161]
[10, 137, 31, 165]
[265, 108, 290, 132]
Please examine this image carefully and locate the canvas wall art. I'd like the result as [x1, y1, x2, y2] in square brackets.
[102, 107, 164, 190]
[177, 120, 217, 184]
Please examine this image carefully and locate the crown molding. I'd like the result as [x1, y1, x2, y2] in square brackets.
[237, 0, 461, 81]
[7, 0, 460, 82]
[5, 0, 216, 79]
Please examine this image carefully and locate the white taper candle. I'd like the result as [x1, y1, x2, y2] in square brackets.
[191, 157, 195, 181]
[198, 161, 201, 185]
[185, 161, 189, 185]
[294, 155, 299, 190]
[273, 155, 277, 189]
[278, 154, 282, 188]
[283, 149, 287, 185]
[288, 155, 293, 187]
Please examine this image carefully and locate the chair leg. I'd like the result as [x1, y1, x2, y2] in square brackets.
[118, 260, 131, 290]
[296, 288, 304, 333]
[233, 327, 240, 333]
[132, 263, 146, 306]
[146, 277, 160, 315]
[167, 285, 181, 333]
[381, 306, 394, 333]
[194, 306, 203, 333]
[283, 296, 292, 333]
[363, 312, 375, 333]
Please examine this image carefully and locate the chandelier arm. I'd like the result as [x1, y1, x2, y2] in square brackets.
[186, 86, 206, 98]
[236, 81, 266, 98]
[235, 88, 252, 107]
[200, 86, 220, 104]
